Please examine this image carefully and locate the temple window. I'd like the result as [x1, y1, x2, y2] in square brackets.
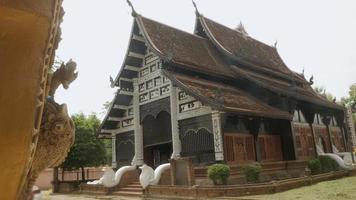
[128, 108, 133, 116]
[178, 91, 188, 100]
[150, 89, 160, 99]
[139, 83, 145, 92]
[139, 93, 149, 102]
[146, 80, 154, 89]
[122, 118, 133, 127]
[179, 101, 202, 112]
[154, 77, 161, 86]
[140, 68, 149, 77]
[162, 76, 169, 83]
[160, 85, 170, 95]
[150, 64, 156, 72]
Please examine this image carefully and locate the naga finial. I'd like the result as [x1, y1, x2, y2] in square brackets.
[126, 0, 137, 17]
[309, 75, 314, 85]
[274, 40, 278, 48]
[192, 0, 200, 15]
[236, 21, 248, 36]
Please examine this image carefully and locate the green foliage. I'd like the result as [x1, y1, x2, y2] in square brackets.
[207, 164, 231, 185]
[313, 86, 336, 102]
[242, 163, 262, 183]
[62, 113, 107, 174]
[318, 155, 339, 173]
[308, 158, 321, 175]
[341, 83, 356, 123]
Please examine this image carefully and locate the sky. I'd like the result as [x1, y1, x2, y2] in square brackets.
[55, 0, 356, 118]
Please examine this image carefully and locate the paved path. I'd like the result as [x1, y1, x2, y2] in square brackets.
[45, 194, 140, 200]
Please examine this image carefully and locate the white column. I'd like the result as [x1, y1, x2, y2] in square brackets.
[170, 85, 181, 159]
[111, 134, 117, 168]
[212, 111, 224, 161]
[132, 78, 144, 166]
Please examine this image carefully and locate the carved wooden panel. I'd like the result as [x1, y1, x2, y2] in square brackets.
[140, 97, 170, 122]
[292, 123, 314, 160]
[180, 128, 215, 164]
[258, 134, 283, 162]
[330, 127, 345, 152]
[313, 125, 332, 153]
[224, 133, 255, 164]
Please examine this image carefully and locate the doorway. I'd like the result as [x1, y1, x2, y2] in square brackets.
[142, 111, 172, 168]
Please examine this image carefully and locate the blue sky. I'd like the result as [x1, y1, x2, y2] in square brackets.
[55, 0, 356, 118]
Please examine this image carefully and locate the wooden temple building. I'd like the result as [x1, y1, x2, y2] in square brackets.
[98, 7, 348, 170]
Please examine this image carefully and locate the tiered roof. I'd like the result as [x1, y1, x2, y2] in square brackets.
[99, 8, 342, 136]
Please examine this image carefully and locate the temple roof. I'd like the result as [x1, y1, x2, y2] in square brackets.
[231, 64, 342, 110]
[195, 15, 308, 84]
[136, 16, 235, 79]
[164, 70, 292, 120]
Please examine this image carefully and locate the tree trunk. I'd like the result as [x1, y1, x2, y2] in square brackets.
[53, 167, 59, 193]
[81, 167, 85, 181]
[61, 168, 64, 181]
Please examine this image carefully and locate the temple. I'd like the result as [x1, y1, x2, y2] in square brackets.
[98, 9, 348, 170]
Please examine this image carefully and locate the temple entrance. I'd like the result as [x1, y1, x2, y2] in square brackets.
[142, 111, 172, 168]
[144, 143, 172, 168]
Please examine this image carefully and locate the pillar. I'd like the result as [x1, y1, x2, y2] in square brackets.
[111, 134, 117, 168]
[132, 78, 144, 166]
[170, 85, 181, 159]
[212, 111, 224, 161]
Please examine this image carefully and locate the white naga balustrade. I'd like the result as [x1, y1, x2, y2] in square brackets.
[139, 163, 171, 189]
[87, 165, 136, 187]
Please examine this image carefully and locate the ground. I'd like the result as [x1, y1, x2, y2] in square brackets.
[47, 176, 356, 200]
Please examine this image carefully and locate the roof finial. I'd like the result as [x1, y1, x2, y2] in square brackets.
[274, 40, 278, 48]
[236, 21, 248, 36]
[192, 0, 200, 15]
[126, 0, 137, 17]
[309, 75, 314, 85]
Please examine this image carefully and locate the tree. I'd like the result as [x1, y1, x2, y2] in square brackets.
[61, 113, 107, 181]
[341, 83, 356, 123]
[313, 86, 336, 102]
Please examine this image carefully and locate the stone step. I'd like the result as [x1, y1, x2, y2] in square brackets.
[126, 183, 142, 188]
[121, 186, 143, 191]
[112, 190, 143, 197]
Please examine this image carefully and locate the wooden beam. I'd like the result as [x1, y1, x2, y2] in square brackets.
[119, 77, 133, 82]
[108, 117, 120, 121]
[101, 126, 134, 134]
[132, 35, 145, 43]
[118, 90, 133, 96]
[113, 104, 130, 110]
[125, 65, 140, 72]
[128, 52, 144, 59]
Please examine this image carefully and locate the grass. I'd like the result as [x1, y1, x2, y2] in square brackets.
[235, 176, 356, 200]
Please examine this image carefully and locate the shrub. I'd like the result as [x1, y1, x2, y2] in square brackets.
[308, 158, 321, 175]
[207, 164, 230, 185]
[242, 163, 262, 183]
[319, 155, 339, 172]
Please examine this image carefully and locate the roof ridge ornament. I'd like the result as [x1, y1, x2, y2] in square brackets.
[274, 40, 278, 48]
[126, 0, 138, 17]
[192, 0, 200, 15]
[309, 75, 314, 85]
[236, 21, 248, 36]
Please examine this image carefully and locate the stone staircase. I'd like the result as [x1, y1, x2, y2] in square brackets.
[112, 181, 143, 197]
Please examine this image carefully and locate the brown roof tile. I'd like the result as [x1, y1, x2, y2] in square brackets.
[137, 16, 235, 79]
[199, 16, 306, 82]
[232, 66, 342, 110]
[165, 71, 292, 120]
